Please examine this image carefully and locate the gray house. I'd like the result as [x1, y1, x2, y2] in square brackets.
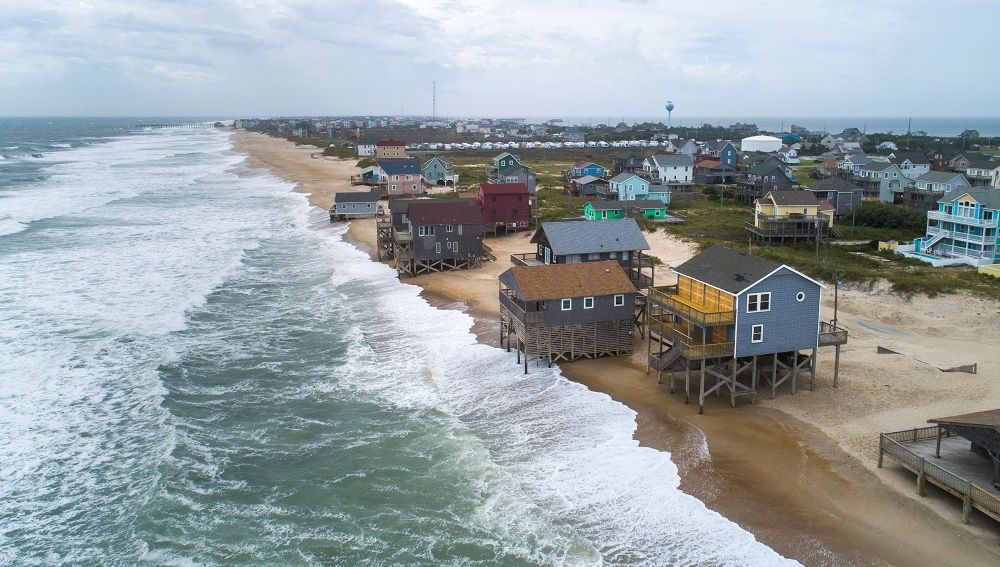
[524, 218, 653, 289]
[496, 165, 537, 194]
[499, 260, 638, 370]
[422, 157, 458, 186]
[854, 162, 910, 202]
[646, 246, 847, 411]
[806, 176, 864, 216]
[330, 192, 379, 221]
[390, 199, 485, 276]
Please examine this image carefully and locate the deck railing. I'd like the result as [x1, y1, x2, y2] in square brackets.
[510, 252, 539, 266]
[648, 316, 734, 360]
[879, 428, 1000, 524]
[818, 321, 849, 346]
[499, 291, 546, 325]
[648, 285, 735, 325]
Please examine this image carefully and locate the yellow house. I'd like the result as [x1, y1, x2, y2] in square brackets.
[754, 190, 835, 227]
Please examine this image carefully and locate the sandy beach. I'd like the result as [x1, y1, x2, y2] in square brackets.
[234, 130, 1000, 566]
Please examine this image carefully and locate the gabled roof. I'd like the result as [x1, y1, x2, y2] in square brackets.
[573, 175, 604, 185]
[609, 172, 645, 184]
[697, 160, 722, 168]
[858, 161, 896, 172]
[704, 139, 735, 152]
[531, 218, 650, 255]
[841, 152, 868, 165]
[818, 200, 835, 212]
[587, 201, 625, 211]
[673, 246, 822, 295]
[479, 182, 529, 196]
[406, 200, 483, 225]
[629, 199, 668, 210]
[938, 188, 1000, 209]
[379, 159, 421, 175]
[376, 138, 406, 146]
[335, 192, 379, 203]
[889, 152, 930, 165]
[573, 161, 602, 169]
[424, 156, 454, 168]
[650, 153, 694, 167]
[808, 176, 864, 193]
[498, 163, 530, 176]
[915, 171, 968, 184]
[493, 151, 518, 161]
[763, 190, 819, 206]
[747, 162, 787, 176]
[389, 197, 466, 215]
[966, 160, 999, 171]
[501, 261, 637, 302]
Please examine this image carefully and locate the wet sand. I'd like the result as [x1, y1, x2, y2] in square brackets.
[234, 130, 1000, 566]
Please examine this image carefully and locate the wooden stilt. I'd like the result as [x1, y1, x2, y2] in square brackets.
[936, 426, 943, 458]
[791, 351, 799, 394]
[684, 363, 690, 404]
[810, 348, 817, 391]
[771, 352, 777, 399]
[699, 358, 706, 414]
[833, 344, 841, 388]
[730, 356, 737, 408]
[751, 355, 758, 404]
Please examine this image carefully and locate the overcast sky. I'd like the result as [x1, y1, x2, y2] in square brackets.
[2, 0, 998, 118]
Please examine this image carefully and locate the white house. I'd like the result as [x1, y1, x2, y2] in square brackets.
[740, 135, 783, 153]
[357, 140, 376, 157]
[643, 153, 694, 183]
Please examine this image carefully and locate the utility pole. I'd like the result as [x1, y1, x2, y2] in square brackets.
[815, 218, 821, 263]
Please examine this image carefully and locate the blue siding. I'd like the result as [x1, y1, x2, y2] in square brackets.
[734, 268, 822, 357]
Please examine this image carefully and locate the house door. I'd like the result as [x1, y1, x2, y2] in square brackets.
[543, 247, 552, 264]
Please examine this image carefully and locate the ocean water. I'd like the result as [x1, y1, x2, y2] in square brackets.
[0, 119, 797, 566]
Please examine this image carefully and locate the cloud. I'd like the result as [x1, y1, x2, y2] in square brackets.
[0, 0, 996, 116]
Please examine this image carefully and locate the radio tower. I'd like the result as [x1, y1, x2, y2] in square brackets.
[432, 81, 436, 120]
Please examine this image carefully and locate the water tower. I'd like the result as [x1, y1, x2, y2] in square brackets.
[665, 101, 675, 128]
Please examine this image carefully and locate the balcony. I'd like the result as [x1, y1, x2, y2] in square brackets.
[499, 290, 547, 325]
[746, 214, 831, 239]
[648, 285, 735, 326]
[648, 316, 734, 360]
[393, 228, 413, 243]
[928, 210, 996, 228]
[818, 321, 848, 347]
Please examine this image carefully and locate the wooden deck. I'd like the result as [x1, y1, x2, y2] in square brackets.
[880, 427, 1000, 524]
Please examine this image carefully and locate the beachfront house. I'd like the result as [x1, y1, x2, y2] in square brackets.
[392, 199, 486, 276]
[357, 140, 377, 157]
[964, 161, 1000, 187]
[478, 183, 532, 234]
[695, 160, 737, 184]
[378, 159, 423, 197]
[646, 246, 847, 412]
[910, 188, 1000, 266]
[375, 139, 407, 159]
[854, 162, 910, 202]
[570, 161, 607, 178]
[806, 176, 864, 216]
[628, 199, 670, 221]
[703, 140, 739, 166]
[746, 190, 836, 244]
[329, 192, 379, 222]
[519, 218, 654, 289]
[568, 175, 608, 197]
[422, 157, 458, 186]
[735, 162, 796, 203]
[608, 173, 649, 201]
[499, 261, 638, 371]
[584, 201, 625, 221]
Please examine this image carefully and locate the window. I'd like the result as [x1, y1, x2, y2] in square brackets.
[747, 292, 771, 313]
[751, 324, 764, 343]
[391, 184, 397, 191]
[584, 297, 594, 309]
[613, 294, 625, 306]
[435, 242, 441, 253]
[418, 226, 436, 237]
[561, 298, 572, 311]
[796, 291, 805, 302]
[446, 225, 454, 232]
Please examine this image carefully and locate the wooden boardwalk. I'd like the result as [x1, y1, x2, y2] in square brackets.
[880, 427, 1000, 524]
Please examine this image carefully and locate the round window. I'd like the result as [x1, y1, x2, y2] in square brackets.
[796, 292, 805, 302]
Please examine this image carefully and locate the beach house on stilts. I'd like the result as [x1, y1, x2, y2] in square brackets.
[499, 261, 638, 373]
[377, 198, 492, 276]
[646, 246, 848, 413]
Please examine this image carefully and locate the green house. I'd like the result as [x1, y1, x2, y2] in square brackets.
[630, 199, 669, 220]
[584, 201, 625, 220]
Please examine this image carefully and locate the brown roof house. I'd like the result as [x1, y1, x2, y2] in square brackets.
[392, 199, 486, 276]
[499, 261, 638, 371]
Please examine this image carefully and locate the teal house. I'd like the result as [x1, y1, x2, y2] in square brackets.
[630, 199, 669, 220]
[584, 201, 625, 220]
[571, 161, 607, 178]
[909, 188, 1000, 266]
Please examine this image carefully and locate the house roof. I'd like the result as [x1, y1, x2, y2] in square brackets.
[650, 153, 694, 167]
[574, 175, 604, 185]
[704, 140, 734, 152]
[929, 409, 1000, 431]
[808, 176, 863, 193]
[587, 201, 625, 211]
[842, 152, 868, 165]
[966, 160, 999, 171]
[764, 190, 820, 206]
[889, 152, 930, 165]
[747, 162, 787, 176]
[406, 200, 483, 225]
[818, 200, 835, 212]
[389, 197, 467, 215]
[573, 161, 601, 169]
[479, 182, 529, 196]
[674, 246, 785, 295]
[915, 171, 968, 184]
[938, 187, 1000, 209]
[629, 199, 668, 210]
[498, 163, 530, 176]
[859, 162, 895, 172]
[697, 159, 722, 168]
[376, 138, 406, 146]
[531, 218, 650, 255]
[379, 159, 421, 175]
[609, 172, 644, 184]
[334, 192, 379, 203]
[493, 151, 518, 161]
[425, 156, 454, 168]
[502, 261, 637, 302]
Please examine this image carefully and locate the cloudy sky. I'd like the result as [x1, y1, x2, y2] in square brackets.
[2, 0, 997, 118]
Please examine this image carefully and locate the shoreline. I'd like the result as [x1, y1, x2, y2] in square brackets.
[233, 130, 1000, 566]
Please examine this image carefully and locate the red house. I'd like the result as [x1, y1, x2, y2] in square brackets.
[477, 183, 531, 233]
